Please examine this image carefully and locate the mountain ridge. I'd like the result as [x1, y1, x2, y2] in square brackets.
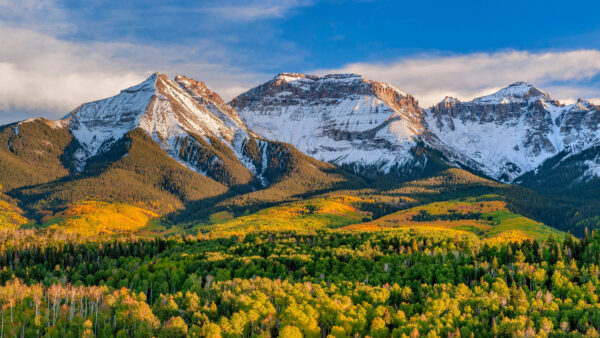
[426, 81, 600, 183]
[4, 72, 599, 190]
[0, 73, 363, 225]
[230, 73, 600, 186]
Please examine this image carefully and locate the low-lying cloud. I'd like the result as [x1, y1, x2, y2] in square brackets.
[317, 50, 600, 107]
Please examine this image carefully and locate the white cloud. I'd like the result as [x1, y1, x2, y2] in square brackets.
[0, 0, 301, 124]
[316, 50, 600, 107]
[203, 0, 312, 21]
[0, 24, 266, 123]
[1, 0, 599, 126]
[0, 0, 72, 33]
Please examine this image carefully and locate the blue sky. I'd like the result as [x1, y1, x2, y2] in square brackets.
[1, 0, 599, 123]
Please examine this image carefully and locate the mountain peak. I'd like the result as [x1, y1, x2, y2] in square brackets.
[174, 74, 225, 104]
[231, 72, 423, 174]
[570, 97, 594, 110]
[266, 73, 409, 99]
[441, 96, 460, 104]
[508, 81, 530, 87]
[64, 73, 251, 171]
[174, 74, 207, 88]
[473, 82, 548, 104]
[274, 72, 363, 84]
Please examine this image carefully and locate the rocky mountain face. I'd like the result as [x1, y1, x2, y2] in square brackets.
[230, 73, 428, 175]
[426, 82, 600, 183]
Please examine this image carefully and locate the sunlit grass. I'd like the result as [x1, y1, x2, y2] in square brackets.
[0, 199, 29, 229]
[42, 201, 159, 236]
[342, 196, 565, 243]
[200, 195, 368, 237]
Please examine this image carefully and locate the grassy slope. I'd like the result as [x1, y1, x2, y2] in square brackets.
[0, 186, 29, 229]
[166, 140, 365, 225]
[199, 195, 368, 237]
[1, 124, 363, 235]
[0, 119, 71, 191]
[13, 129, 229, 217]
[342, 195, 565, 243]
[0, 119, 576, 240]
[7, 161, 568, 242]
[37, 166, 561, 242]
[199, 191, 564, 243]
[3, 127, 229, 234]
[372, 168, 577, 235]
[42, 201, 159, 236]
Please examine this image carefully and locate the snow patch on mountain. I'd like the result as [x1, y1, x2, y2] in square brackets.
[232, 73, 424, 173]
[66, 74, 157, 170]
[426, 82, 600, 181]
[473, 82, 547, 104]
[425, 112, 550, 180]
[63, 73, 259, 177]
[581, 156, 600, 181]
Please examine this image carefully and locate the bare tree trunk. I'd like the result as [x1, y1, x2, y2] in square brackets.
[53, 301, 57, 326]
[46, 295, 50, 328]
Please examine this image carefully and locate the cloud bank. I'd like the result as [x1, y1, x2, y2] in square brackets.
[0, 24, 267, 123]
[0, 0, 283, 124]
[1, 0, 599, 125]
[317, 50, 600, 107]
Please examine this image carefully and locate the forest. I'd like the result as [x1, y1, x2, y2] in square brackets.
[0, 227, 599, 337]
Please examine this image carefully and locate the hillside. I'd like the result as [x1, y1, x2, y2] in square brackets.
[198, 195, 368, 237]
[197, 189, 565, 243]
[0, 186, 28, 229]
[0, 118, 71, 191]
[343, 195, 565, 243]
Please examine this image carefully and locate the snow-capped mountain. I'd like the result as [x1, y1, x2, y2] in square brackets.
[426, 82, 600, 182]
[0, 73, 363, 221]
[232, 75, 600, 184]
[63, 73, 272, 185]
[230, 73, 427, 174]
[9, 71, 600, 190]
[3, 70, 600, 228]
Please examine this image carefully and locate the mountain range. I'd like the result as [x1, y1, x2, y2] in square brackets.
[1, 71, 599, 236]
[233, 73, 600, 185]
